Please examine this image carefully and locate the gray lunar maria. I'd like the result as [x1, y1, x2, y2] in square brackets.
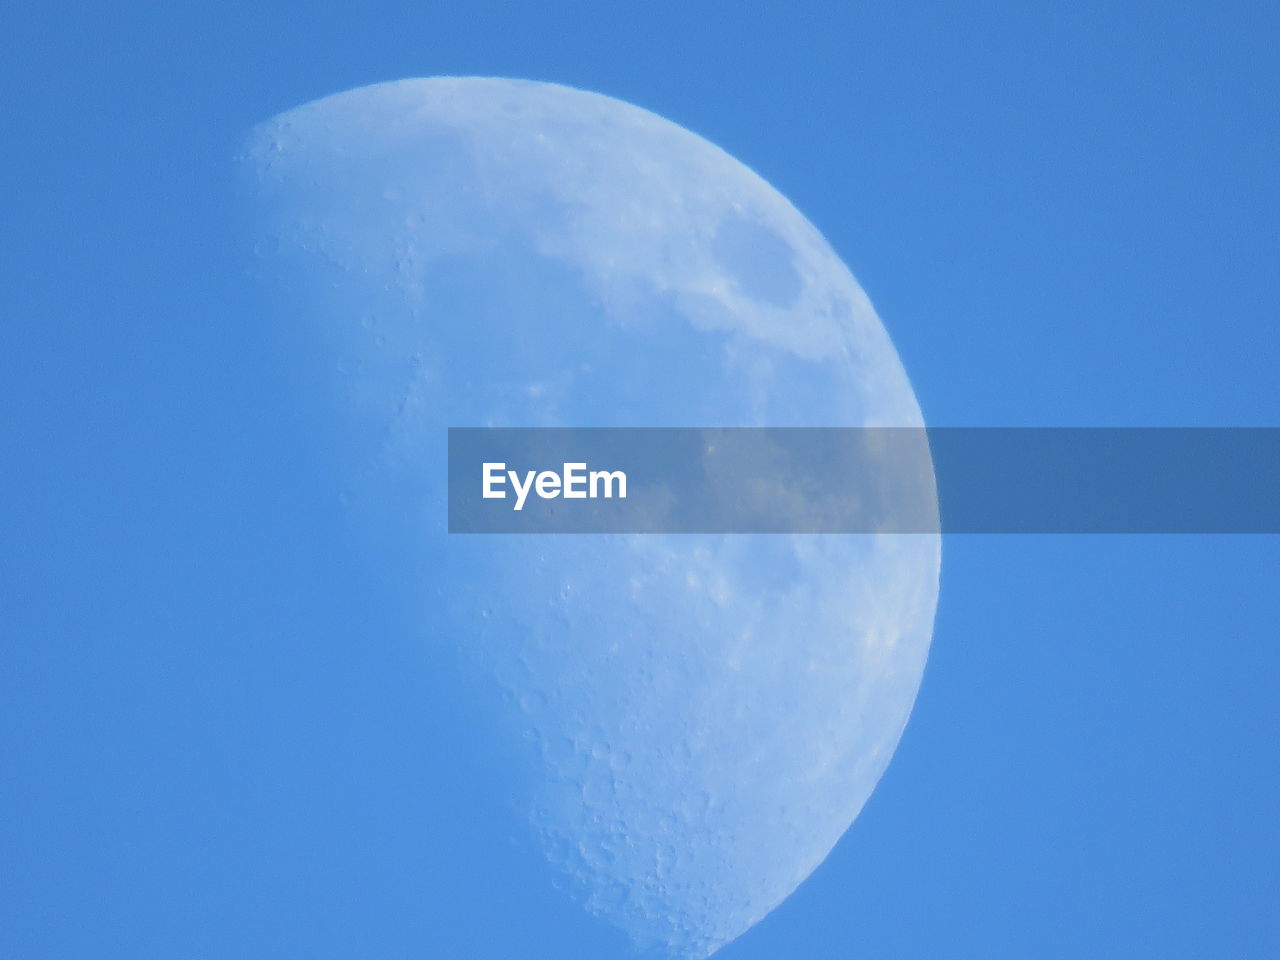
[241, 78, 940, 958]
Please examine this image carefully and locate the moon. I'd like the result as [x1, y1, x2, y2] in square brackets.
[240, 77, 939, 958]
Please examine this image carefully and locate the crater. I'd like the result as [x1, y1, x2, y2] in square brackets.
[711, 213, 802, 308]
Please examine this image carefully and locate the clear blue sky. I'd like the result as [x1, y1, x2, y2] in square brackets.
[3, 2, 1277, 957]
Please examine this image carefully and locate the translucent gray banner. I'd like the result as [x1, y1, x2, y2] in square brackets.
[447, 428, 1280, 534]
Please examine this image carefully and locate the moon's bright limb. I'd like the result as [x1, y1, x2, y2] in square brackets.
[241, 78, 939, 958]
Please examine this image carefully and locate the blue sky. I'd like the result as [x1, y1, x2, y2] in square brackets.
[3, 2, 1278, 957]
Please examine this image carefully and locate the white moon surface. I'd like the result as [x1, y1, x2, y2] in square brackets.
[240, 78, 940, 958]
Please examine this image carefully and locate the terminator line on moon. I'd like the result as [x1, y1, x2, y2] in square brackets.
[241, 77, 940, 958]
